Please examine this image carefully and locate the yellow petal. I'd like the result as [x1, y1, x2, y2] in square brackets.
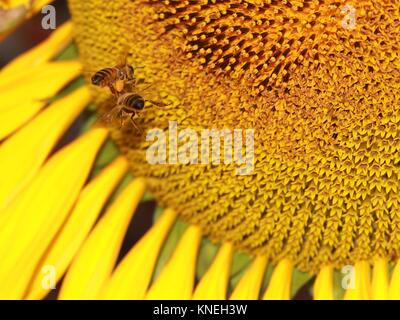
[58, 178, 146, 300]
[313, 265, 334, 300]
[0, 86, 91, 210]
[0, 22, 72, 81]
[389, 260, 400, 300]
[7, 0, 28, 5]
[102, 208, 178, 300]
[146, 225, 202, 300]
[25, 157, 128, 300]
[192, 242, 233, 300]
[8, 0, 52, 11]
[263, 259, 293, 300]
[344, 261, 371, 300]
[0, 99, 45, 140]
[0, 61, 82, 102]
[371, 257, 389, 300]
[0, 62, 82, 139]
[28, 0, 54, 13]
[230, 255, 268, 300]
[0, 128, 108, 299]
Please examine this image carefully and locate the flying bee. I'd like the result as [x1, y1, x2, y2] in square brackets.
[100, 91, 167, 133]
[90, 49, 142, 95]
[91, 62, 137, 95]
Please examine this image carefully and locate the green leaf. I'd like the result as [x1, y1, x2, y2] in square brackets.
[142, 192, 155, 201]
[152, 205, 164, 221]
[333, 270, 346, 300]
[196, 238, 218, 279]
[229, 251, 251, 292]
[291, 269, 313, 298]
[56, 43, 79, 60]
[259, 263, 275, 295]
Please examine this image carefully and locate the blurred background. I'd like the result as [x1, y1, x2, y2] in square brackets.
[0, 0, 69, 67]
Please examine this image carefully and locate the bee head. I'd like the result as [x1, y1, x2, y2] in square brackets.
[91, 73, 103, 85]
[117, 69, 125, 80]
[126, 65, 135, 80]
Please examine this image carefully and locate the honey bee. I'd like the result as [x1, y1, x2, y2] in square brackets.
[100, 91, 167, 133]
[90, 57, 139, 95]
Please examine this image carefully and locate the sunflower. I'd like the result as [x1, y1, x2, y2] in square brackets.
[1, 0, 400, 300]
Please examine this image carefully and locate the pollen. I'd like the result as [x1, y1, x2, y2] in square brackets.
[69, 0, 400, 272]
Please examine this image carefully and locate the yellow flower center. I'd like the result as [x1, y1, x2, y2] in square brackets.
[69, 0, 400, 272]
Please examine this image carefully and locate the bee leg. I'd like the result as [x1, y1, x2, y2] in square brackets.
[129, 113, 142, 134]
[120, 110, 125, 127]
[108, 84, 117, 96]
[147, 100, 168, 108]
[125, 79, 137, 91]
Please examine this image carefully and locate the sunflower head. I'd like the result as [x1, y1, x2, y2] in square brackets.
[67, 0, 400, 273]
[2, 0, 400, 301]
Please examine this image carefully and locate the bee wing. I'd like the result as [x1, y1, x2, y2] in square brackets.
[83, 65, 112, 74]
[116, 45, 131, 67]
[83, 69, 104, 82]
[132, 82, 154, 95]
[119, 53, 127, 67]
[96, 105, 123, 127]
[131, 83, 170, 108]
